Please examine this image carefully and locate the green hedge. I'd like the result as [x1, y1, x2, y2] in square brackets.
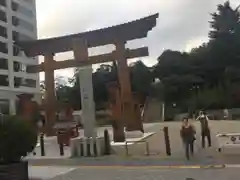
[0, 115, 37, 164]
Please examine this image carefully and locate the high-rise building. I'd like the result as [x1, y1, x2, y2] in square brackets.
[0, 0, 40, 115]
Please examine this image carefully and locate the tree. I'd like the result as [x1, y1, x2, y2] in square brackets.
[151, 1, 240, 111]
[153, 50, 203, 109]
[209, 1, 240, 40]
[130, 61, 153, 101]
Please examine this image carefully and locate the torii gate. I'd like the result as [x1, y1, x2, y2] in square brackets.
[17, 14, 159, 141]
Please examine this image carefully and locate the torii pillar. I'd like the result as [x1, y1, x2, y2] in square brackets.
[44, 53, 57, 136]
[115, 41, 143, 131]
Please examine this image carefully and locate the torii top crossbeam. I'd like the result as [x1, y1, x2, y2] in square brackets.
[17, 13, 159, 57]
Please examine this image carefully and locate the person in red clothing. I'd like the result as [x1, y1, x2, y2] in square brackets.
[180, 117, 196, 160]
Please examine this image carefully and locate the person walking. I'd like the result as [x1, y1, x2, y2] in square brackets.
[223, 108, 229, 120]
[196, 111, 211, 148]
[180, 117, 196, 160]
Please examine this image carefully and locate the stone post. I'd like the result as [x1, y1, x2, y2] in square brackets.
[9, 98, 16, 115]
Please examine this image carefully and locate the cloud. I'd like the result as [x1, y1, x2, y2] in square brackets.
[36, 0, 240, 80]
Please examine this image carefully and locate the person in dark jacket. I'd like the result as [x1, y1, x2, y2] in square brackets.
[196, 111, 211, 148]
[180, 117, 196, 160]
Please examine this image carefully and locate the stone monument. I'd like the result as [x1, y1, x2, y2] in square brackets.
[78, 66, 96, 138]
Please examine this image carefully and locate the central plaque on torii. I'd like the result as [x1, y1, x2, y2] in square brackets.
[17, 13, 159, 141]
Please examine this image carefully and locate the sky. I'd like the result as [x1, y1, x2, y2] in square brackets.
[36, 0, 240, 81]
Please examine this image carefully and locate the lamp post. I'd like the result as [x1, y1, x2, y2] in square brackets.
[0, 108, 3, 125]
[152, 78, 165, 121]
[190, 85, 199, 119]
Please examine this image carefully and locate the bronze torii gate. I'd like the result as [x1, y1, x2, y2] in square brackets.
[18, 14, 159, 139]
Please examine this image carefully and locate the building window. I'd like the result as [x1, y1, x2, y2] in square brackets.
[12, 31, 32, 42]
[0, 0, 6, 7]
[0, 99, 10, 115]
[13, 61, 26, 72]
[0, 10, 7, 23]
[23, 0, 34, 4]
[14, 77, 22, 88]
[13, 44, 20, 56]
[0, 42, 8, 54]
[0, 25, 7, 38]
[0, 58, 8, 70]
[12, 16, 34, 32]
[11, 1, 34, 17]
[22, 78, 36, 88]
[13, 61, 20, 72]
[14, 77, 36, 88]
[0, 75, 9, 86]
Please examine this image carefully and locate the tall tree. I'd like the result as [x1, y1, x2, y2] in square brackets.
[130, 61, 153, 100]
[209, 1, 240, 40]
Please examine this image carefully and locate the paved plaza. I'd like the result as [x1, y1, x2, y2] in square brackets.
[28, 120, 240, 165]
[28, 120, 240, 179]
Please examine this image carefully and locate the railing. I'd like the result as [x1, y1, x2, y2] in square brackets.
[124, 140, 149, 156]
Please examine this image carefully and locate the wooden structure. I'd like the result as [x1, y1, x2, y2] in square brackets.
[16, 93, 39, 125]
[18, 14, 159, 139]
[107, 82, 144, 141]
[107, 82, 125, 142]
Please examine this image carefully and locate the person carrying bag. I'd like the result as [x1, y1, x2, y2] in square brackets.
[180, 117, 196, 160]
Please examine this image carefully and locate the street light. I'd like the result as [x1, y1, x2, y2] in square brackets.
[0, 108, 3, 125]
[151, 78, 165, 121]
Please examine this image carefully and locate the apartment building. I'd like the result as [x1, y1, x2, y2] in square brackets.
[0, 0, 40, 115]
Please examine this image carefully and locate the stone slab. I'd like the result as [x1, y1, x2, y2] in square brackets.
[111, 132, 155, 146]
[28, 166, 76, 180]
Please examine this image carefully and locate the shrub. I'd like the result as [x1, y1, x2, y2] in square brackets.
[0, 115, 37, 164]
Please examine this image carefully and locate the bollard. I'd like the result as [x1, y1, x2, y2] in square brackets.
[125, 142, 129, 156]
[80, 142, 84, 156]
[163, 126, 171, 156]
[93, 140, 97, 156]
[86, 138, 91, 156]
[59, 143, 64, 156]
[145, 142, 149, 156]
[104, 129, 111, 155]
[40, 133, 45, 156]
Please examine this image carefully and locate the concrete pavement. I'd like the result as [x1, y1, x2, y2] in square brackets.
[47, 166, 240, 180]
[27, 121, 240, 167]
